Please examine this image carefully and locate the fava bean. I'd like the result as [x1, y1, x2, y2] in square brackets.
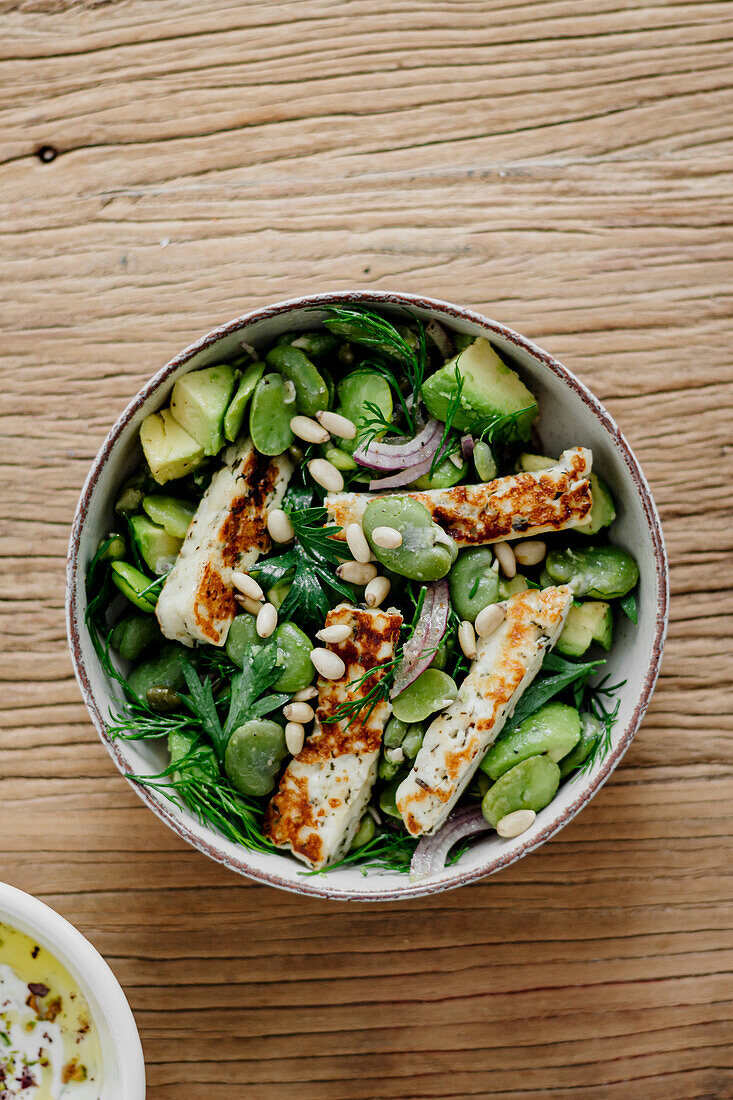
[392, 669, 457, 723]
[142, 495, 196, 540]
[473, 440, 497, 482]
[265, 345, 329, 416]
[279, 330, 339, 362]
[249, 373, 295, 455]
[224, 719, 288, 796]
[272, 622, 314, 693]
[481, 754, 560, 827]
[223, 361, 266, 442]
[225, 614, 260, 666]
[378, 754, 401, 781]
[497, 574, 528, 600]
[350, 813, 377, 850]
[168, 730, 218, 783]
[480, 702, 581, 780]
[378, 778, 402, 819]
[559, 712, 603, 777]
[110, 561, 157, 612]
[545, 544, 639, 599]
[110, 613, 160, 661]
[383, 716, 410, 750]
[127, 643, 188, 700]
[411, 447, 468, 490]
[448, 547, 499, 622]
[335, 372, 393, 453]
[363, 496, 458, 582]
[401, 724, 424, 760]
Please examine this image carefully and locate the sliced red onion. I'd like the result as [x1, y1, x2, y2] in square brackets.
[391, 579, 449, 697]
[354, 418, 442, 471]
[410, 805, 490, 881]
[368, 452, 437, 490]
[461, 434, 475, 461]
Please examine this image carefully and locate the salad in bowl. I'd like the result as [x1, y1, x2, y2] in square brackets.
[69, 292, 667, 897]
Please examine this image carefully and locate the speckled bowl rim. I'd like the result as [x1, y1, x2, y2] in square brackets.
[66, 290, 669, 901]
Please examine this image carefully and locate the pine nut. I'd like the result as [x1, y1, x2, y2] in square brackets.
[449, 451, 464, 468]
[292, 685, 318, 702]
[230, 571, 264, 601]
[458, 619, 477, 659]
[496, 809, 536, 838]
[371, 526, 403, 549]
[310, 647, 346, 680]
[234, 594, 263, 616]
[316, 409, 357, 439]
[513, 540, 547, 567]
[267, 508, 294, 543]
[385, 746, 404, 764]
[283, 701, 315, 723]
[285, 722, 305, 756]
[346, 522, 372, 563]
[475, 603, 506, 638]
[365, 576, 391, 608]
[493, 540, 516, 578]
[433, 526, 455, 549]
[316, 624, 352, 644]
[308, 458, 344, 492]
[290, 415, 330, 444]
[336, 561, 378, 585]
[256, 602, 278, 638]
[367, 805, 381, 824]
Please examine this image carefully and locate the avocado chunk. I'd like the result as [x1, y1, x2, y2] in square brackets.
[170, 364, 238, 456]
[142, 495, 196, 540]
[140, 409, 205, 485]
[422, 337, 538, 439]
[129, 515, 183, 574]
[556, 600, 613, 657]
[518, 454, 616, 536]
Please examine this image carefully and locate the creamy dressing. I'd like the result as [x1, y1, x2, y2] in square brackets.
[0, 923, 102, 1099]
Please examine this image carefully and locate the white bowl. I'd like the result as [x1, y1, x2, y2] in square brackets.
[66, 290, 668, 900]
[0, 882, 145, 1097]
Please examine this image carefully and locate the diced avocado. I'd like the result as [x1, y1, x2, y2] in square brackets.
[170, 365, 238, 456]
[577, 474, 616, 536]
[142, 495, 196, 540]
[129, 515, 183, 574]
[517, 452, 553, 472]
[556, 600, 613, 657]
[223, 361, 266, 442]
[422, 337, 538, 439]
[140, 409, 205, 485]
[497, 574, 528, 599]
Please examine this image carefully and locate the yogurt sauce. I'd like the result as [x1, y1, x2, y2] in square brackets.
[0, 922, 102, 1099]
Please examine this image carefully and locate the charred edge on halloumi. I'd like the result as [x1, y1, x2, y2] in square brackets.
[325, 447, 592, 548]
[396, 585, 573, 838]
[264, 604, 403, 869]
[155, 439, 293, 647]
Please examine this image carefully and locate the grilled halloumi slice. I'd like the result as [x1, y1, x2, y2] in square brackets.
[155, 439, 292, 647]
[264, 604, 403, 869]
[325, 447, 592, 547]
[396, 585, 573, 837]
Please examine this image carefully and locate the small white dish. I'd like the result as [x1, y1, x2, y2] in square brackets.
[0, 882, 145, 1098]
[66, 290, 668, 900]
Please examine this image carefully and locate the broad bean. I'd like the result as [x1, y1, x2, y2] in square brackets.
[350, 813, 377, 850]
[272, 622, 314, 693]
[449, 547, 499, 622]
[378, 778, 402, 819]
[481, 755, 560, 827]
[559, 712, 603, 777]
[265, 345, 329, 416]
[334, 372, 393, 453]
[127, 643, 188, 700]
[225, 614, 260, 666]
[110, 561, 157, 612]
[281, 330, 339, 361]
[480, 702, 581, 780]
[110, 613, 160, 661]
[545, 545, 639, 599]
[392, 668, 457, 723]
[363, 496, 458, 582]
[223, 361, 266, 442]
[224, 719, 287, 796]
[473, 440, 497, 482]
[168, 730, 218, 783]
[142, 495, 196, 540]
[497, 574, 528, 599]
[249, 373, 295, 455]
[411, 448, 467, 490]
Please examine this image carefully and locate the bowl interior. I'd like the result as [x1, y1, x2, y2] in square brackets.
[67, 292, 667, 900]
[0, 883, 145, 1099]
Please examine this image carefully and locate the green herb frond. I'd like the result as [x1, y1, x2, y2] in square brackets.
[428, 364, 465, 477]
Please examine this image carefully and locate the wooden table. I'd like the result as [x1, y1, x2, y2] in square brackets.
[2, 3, 732, 1096]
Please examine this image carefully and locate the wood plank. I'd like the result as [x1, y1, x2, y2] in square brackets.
[1, 2, 731, 1096]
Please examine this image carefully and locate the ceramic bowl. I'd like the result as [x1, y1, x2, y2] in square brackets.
[0, 882, 145, 1097]
[66, 291, 668, 900]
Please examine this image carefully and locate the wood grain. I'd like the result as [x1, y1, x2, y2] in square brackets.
[1, 1, 732, 1096]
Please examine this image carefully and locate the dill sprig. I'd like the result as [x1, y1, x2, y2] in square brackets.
[473, 405, 535, 446]
[578, 676, 624, 774]
[329, 654, 400, 727]
[428, 363, 465, 477]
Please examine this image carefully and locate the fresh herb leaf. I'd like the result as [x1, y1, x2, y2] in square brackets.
[506, 652, 606, 733]
[473, 405, 535, 447]
[578, 680, 623, 774]
[182, 661, 224, 755]
[620, 593, 638, 623]
[428, 364, 465, 477]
